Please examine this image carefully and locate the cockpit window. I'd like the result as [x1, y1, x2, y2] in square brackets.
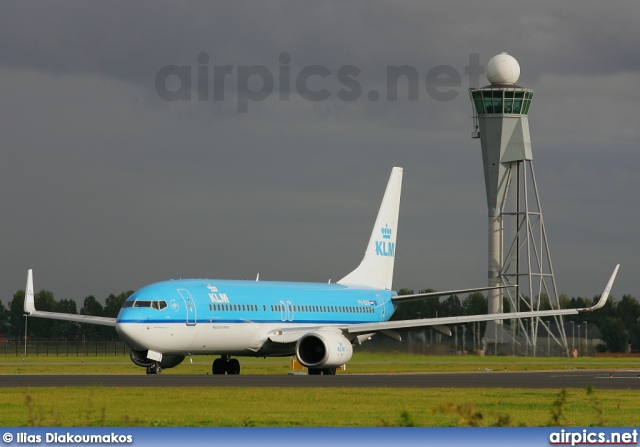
[129, 300, 168, 310]
[133, 300, 152, 308]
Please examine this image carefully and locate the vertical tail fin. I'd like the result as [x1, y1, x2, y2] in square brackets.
[338, 167, 402, 290]
[24, 269, 36, 314]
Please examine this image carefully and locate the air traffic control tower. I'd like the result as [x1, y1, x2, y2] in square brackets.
[469, 53, 569, 355]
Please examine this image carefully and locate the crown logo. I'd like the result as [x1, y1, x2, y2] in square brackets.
[381, 224, 392, 239]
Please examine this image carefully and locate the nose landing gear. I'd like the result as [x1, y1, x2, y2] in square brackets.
[145, 362, 162, 375]
[212, 355, 241, 375]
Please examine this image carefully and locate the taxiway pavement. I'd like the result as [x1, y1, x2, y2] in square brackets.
[2, 371, 640, 389]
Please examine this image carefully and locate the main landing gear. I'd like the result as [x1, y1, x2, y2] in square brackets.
[308, 367, 336, 375]
[145, 362, 162, 375]
[212, 355, 241, 375]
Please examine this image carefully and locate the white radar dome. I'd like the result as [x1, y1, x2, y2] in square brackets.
[486, 52, 520, 85]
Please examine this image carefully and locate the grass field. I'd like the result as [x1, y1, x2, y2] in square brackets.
[1, 353, 639, 427]
[1, 352, 639, 374]
[1, 386, 639, 427]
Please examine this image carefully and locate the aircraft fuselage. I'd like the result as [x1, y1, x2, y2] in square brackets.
[115, 279, 397, 356]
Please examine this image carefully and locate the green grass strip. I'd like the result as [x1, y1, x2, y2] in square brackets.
[0, 386, 638, 427]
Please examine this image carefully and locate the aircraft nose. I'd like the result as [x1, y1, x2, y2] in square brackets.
[115, 321, 142, 347]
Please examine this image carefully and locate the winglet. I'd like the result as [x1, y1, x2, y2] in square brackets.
[579, 264, 620, 312]
[24, 269, 36, 314]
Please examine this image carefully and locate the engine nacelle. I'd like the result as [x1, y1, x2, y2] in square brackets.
[295, 330, 353, 369]
[129, 350, 185, 369]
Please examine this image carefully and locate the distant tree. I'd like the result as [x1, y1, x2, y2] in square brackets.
[440, 295, 464, 317]
[558, 294, 572, 309]
[81, 295, 103, 317]
[463, 292, 488, 335]
[52, 299, 79, 340]
[463, 292, 487, 316]
[390, 288, 443, 321]
[599, 317, 629, 353]
[80, 296, 104, 340]
[616, 295, 640, 332]
[26, 290, 58, 339]
[615, 295, 640, 350]
[0, 300, 9, 334]
[8, 291, 25, 337]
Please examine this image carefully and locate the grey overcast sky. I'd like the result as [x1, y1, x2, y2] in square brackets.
[1, 1, 638, 306]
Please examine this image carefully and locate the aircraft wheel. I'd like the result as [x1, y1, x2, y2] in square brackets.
[212, 358, 226, 374]
[147, 363, 161, 375]
[308, 368, 321, 375]
[322, 368, 336, 375]
[226, 358, 241, 375]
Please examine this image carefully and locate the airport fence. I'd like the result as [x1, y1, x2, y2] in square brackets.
[1, 340, 129, 357]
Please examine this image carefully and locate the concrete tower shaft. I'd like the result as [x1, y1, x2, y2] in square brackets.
[470, 85, 535, 323]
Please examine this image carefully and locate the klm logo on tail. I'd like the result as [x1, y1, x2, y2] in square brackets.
[375, 224, 395, 257]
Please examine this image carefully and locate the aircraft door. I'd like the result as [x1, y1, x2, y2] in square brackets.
[177, 289, 197, 326]
[279, 300, 294, 321]
[287, 301, 294, 321]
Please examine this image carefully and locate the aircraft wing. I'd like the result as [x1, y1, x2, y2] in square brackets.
[23, 269, 117, 327]
[345, 264, 620, 337]
[24, 310, 117, 327]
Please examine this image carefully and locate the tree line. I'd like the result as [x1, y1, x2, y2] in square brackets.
[0, 287, 638, 352]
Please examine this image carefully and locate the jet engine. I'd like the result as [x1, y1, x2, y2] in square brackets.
[129, 350, 185, 369]
[295, 330, 353, 369]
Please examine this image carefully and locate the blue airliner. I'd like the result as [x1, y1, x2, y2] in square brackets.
[24, 168, 619, 375]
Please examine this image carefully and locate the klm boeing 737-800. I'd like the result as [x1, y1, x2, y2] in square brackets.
[24, 167, 619, 375]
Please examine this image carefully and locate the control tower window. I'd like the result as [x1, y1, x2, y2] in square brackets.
[513, 91, 523, 114]
[522, 91, 534, 114]
[503, 91, 514, 113]
[472, 91, 485, 114]
[491, 91, 503, 114]
[472, 89, 532, 115]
